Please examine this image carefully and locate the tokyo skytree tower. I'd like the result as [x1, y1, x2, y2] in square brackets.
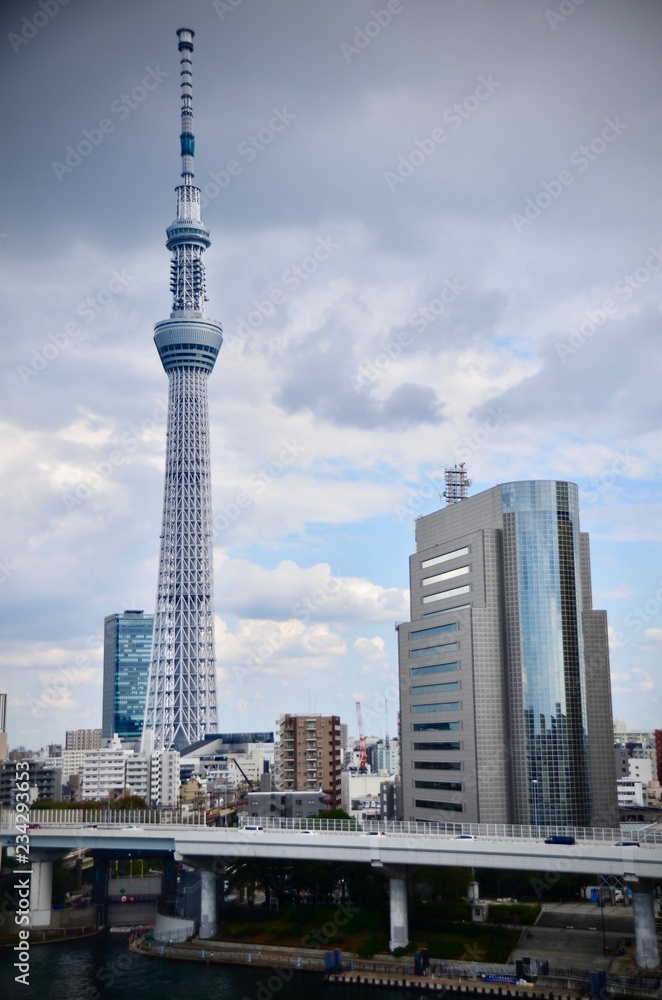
[142, 28, 222, 751]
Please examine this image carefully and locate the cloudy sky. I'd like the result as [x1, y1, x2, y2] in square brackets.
[2, 0, 661, 750]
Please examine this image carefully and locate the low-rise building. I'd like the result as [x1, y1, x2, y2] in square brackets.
[617, 778, 647, 808]
[242, 789, 328, 821]
[66, 729, 102, 751]
[0, 761, 61, 807]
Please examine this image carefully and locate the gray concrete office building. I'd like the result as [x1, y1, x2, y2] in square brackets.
[398, 480, 618, 829]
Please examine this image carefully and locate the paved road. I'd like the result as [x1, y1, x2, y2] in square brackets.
[510, 902, 636, 973]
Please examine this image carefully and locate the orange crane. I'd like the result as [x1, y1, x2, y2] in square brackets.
[356, 701, 368, 773]
[230, 757, 257, 791]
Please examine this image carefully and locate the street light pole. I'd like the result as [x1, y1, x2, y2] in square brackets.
[600, 891, 607, 958]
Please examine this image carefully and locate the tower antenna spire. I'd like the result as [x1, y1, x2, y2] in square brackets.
[176, 28, 195, 183]
[442, 463, 472, 506]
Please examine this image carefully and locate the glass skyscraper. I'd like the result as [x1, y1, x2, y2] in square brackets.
[398, 480, 618, 829]
[102, 611, 154, 742]
[501, 481, 591, 827]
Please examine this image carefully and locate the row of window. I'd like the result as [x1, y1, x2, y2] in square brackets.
[410, 642, 458, 659]
[422, 565, 469, 587]
[414, 761, 461, 771]
[420, 546, 469, 569]
[413, 721, 461, 731]
[415, 799, 463, 812]
[411, 680, 459, 695]
[413, 742, 461, 751]
[414, 780, 462, 791]
[412, 701, 460, 714]
[411, 662, 458, 677]
[160, 343, 217, 353]
[422, 584, 471, 605]
[410, 622, 457, 639]
[422, 603, 470, 618]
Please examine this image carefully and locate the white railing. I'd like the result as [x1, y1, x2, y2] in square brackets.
[0, 808, 208, 829]
[237, 814, 662, 844]
[3, 809, 660, 845]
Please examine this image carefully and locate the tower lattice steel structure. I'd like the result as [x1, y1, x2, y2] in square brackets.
[143, 28, 222, 751]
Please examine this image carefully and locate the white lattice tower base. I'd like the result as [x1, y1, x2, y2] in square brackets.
[144, 368, 217, 749]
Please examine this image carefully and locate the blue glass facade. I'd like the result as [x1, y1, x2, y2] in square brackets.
[102, 611, 154, 741]
[502, 481, 591, 826]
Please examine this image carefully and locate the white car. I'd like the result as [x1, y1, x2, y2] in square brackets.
[122, 825, 143, 831]
[451, 834, 476, 840]
[242, 825, 264, 833]
[298, 829, 318, 835]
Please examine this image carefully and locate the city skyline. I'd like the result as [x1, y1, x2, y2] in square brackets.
[1, 1, 662, 748]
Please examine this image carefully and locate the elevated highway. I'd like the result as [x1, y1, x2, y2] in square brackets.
[3, 815, 661, 965]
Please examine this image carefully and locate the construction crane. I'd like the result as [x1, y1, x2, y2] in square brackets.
[230, 757, 257, 791]
[355, 701, 368, 773]
[385, 699, 390, 750]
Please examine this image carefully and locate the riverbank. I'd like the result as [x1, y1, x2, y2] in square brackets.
[0, 925, 102, 947]
[326, 970, 581, 998]
[130, 935, 662, 999]
[129, 937, 580, 998]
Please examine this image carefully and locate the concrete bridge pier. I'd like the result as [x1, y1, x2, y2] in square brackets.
[388, 867, 409, 952]
[179, 856, 221, 940]
[29, 859, 53, 928]
[630, 880, 660, 969]
[199, 869, 218, 939]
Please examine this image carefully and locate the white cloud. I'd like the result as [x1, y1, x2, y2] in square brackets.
[215, 558, 408, 623]
[354, 636, 387, 662]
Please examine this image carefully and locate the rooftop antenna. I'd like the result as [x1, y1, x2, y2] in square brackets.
[442, 463, 472, 506]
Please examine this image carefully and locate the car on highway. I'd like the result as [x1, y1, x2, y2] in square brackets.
[544, 835, 576, 845]
[451, 834, 476, 840]
[122, 825, 143, 831]
[361, 830, 385, 837]
[241, 825, 264, 833]
[298, 829, 318, 835]
[613, 840, 639, 847]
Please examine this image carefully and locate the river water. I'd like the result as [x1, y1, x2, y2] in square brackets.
[12, 934, 466, 1000]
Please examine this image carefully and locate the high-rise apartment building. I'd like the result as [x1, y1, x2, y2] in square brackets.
[65, 729, 102, 751]
[276, 715, 342, 808]
[102, 611, 153, 741]
[398, 480, 618, 828]
[142, 29, 222, 751]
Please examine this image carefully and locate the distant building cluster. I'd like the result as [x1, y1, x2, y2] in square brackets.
[4, 482, 658, 824]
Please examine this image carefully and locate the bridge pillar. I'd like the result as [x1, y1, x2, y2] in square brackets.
[199, 869, 218, 939]
[29, 860, 53, 928]
[631, 884, 659, 969]
[388, 870, 409, 952]
[90, 856, 110, 926]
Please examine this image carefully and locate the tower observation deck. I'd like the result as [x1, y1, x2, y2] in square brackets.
[142, 28, 223, 751]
